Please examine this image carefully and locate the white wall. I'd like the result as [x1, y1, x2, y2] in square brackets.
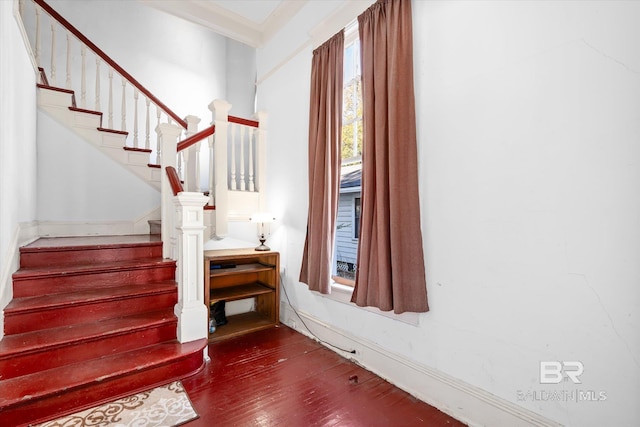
[0, 0, 38, 336]
[36, 110, 161, 223]
[257, 1, 640, 426]
[45, 0, 228, 125]
[226, 38, 257, 118]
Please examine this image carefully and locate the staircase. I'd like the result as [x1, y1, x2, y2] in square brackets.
[0, 235, 207, 426]
[37, 80, 163, 190]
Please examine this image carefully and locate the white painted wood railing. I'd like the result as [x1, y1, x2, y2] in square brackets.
[177, 100, 268, 239]
[19, 0, 187, 164]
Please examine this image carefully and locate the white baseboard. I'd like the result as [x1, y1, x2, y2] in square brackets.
[38, 221, 143, 237]
[280, 302, 561, 427]
[38, 207, 160, 237]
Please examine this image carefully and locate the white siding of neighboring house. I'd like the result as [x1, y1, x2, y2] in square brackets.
[334, 189, 359, 272]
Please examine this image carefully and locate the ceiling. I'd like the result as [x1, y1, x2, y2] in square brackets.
[139, 0, 307, 48]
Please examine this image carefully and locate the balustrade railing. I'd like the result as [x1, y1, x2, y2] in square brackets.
[174, 101, 268, 238]
[20, 0, 187, 163]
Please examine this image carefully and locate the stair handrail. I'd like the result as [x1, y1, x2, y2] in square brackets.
[31, 0, 187, 129]
[228, 115, 259, 128]
[177, 125, 215, 153]
[165, 166, 184, 196]
[175, 114, 258, 153]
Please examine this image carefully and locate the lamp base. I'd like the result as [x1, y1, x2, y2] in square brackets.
[255, 235, 270, 251]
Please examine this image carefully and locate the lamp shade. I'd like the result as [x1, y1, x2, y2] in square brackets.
[250, 212, 274, 223]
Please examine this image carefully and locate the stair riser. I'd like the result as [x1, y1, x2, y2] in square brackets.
[69, 110, 102, 129]
[12, 265, 175, 298]
[20, 245, 163, 268]
[150, 166, 161, 179]
[0, 322, 177, 380]
[37, 89, 73, 108]
[0, 351, 204, 427]
[125, 150, 151, 166]
[4, 293, 177, 335]
[100, 131, 127, 148]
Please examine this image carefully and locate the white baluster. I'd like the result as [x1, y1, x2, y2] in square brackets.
[248, 128, 255, 192]
[35, 6, 41, 67]
[208, 134, 215, 207]
[229, 124, 237, 190]
[156, 105, 162, 164]
[145, 98, 151, 150]
[253, 110, 268, 202]
[65, 34, 71, 89]
[195, 141, 202, 193]
[121, 77, 126, 132]
[95, 58, 101, 111]
[81, 45, 86, 108]
[108, 69, 114, 128]
[50, 23, 56, 85]
[239, 125, 246, 191]
[177, 151, 183, 181]
[183, 116, 201, 193]
[133, 88, 139, 148]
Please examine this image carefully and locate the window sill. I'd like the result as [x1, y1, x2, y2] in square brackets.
[323, 280, 420, 326]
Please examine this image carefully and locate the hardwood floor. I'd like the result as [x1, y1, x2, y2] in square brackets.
[182, 325, 465, 426]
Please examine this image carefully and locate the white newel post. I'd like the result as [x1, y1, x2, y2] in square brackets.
[183, 115, 201, 192]
[209, 99, 231, 237]
[254, 110, 269, 211]
[173, 192, 209, 343]
[157, 123, 183, 259]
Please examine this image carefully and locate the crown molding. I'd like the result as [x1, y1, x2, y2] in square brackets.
[139, 0, 306, 48]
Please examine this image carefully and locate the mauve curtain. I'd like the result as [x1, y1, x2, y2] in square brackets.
[351, 0, 429, 313]
[299, 31, 344, 294]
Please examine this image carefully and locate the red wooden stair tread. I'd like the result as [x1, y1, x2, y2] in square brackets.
[20, 235, 160, 251]
[4, 281, 176, 314]
[0, 339, 207, 408]
[12, 258, 175, 280]
[0, 308, 176, 358]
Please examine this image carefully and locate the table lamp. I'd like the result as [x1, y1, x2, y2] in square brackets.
[250, 212, 275, 251]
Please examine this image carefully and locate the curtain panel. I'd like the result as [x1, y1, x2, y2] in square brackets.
[351, 0, 429, 314]
[299, 31, 345, 294]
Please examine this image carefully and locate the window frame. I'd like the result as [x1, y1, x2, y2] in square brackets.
[352, 196, 361, 240]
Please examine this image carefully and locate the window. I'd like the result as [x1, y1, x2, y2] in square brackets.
[341, 25, 362, 161]
[332, 23, 361, 287]
[304, 0, 428, 313]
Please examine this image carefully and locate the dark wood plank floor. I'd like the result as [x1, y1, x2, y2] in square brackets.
[182, 325, 465, 426]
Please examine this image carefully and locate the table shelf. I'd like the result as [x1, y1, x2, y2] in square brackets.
[204, 249, 279, 343]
